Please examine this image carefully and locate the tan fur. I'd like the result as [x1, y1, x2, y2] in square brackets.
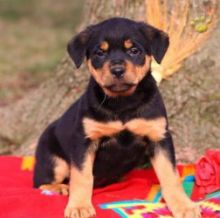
[64, 152, 96, 218]
[102, 88, 120, 97]
[103, 85, 137, 97]
[53, 156, 70, 183]
[125, 117, 166, 142]
[39, 157, 70, 196]
[83, 118, 124, 140]
[39, 184, 69, 196]
[136, 56, 151, 81]
[124, 39, 133, 49]
[151, 149, 201, 218]
[87, 59, 112, 88]
[83, 117, 167, 142]
[100, 41, 109, 51]
[125, 55, 151, 84]
[87, 56, 151, 98]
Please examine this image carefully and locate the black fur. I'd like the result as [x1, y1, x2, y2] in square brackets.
[34, 17, 175, 188]
[68, 18, 169, 68]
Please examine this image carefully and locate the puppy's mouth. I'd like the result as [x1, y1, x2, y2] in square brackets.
[104, 83, 137, 93]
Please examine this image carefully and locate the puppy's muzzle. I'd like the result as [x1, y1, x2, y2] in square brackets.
[105, 83, 135, 92]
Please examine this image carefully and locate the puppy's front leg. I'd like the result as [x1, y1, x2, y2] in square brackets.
[150, 134, 201, 218]
[64, 152, 96, 218]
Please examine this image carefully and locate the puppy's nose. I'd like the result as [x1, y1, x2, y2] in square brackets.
[110, 59, 125, 78]
[111, 66, 125, 78]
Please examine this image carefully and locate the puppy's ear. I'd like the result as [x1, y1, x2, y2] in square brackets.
[67, 27, 93, 68]
[138, 22, 169, 64]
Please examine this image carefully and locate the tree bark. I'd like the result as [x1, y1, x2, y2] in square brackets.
[0, 0, 219, 162]
[161, 21, 220, 162]
[0, 0, 146, 155]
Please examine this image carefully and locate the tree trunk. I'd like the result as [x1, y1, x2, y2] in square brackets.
[161, 22, 220, 162]
[0, 0, 219, 162]
[0, 0, 146, 155]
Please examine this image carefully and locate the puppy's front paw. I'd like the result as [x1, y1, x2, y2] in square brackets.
[171, 201, 201, 218]
[64, 203, 96, 218]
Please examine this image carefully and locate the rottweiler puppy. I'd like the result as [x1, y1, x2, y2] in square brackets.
[33, 17, 201, 218]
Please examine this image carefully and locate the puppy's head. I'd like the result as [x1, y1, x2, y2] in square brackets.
[67, 17, 169, 97]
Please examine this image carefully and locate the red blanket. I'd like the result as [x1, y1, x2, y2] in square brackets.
[0, 156, 219, 218]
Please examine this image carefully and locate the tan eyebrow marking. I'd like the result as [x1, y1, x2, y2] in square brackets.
[100, 41, 109, 51]
[124, 39, 133, 49]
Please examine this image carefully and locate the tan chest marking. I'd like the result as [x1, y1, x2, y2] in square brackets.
[125, 117, 166, 142]
[83, 117, 166, 142]
[83, 118, 124, 140]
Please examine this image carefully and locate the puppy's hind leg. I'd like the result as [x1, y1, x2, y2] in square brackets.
[37, 156, 70, 195]
[33, 122, 70, 195]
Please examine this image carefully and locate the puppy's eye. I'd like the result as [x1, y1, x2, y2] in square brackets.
[95, 49, 106, 57]
[127, 47, 141, 56]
